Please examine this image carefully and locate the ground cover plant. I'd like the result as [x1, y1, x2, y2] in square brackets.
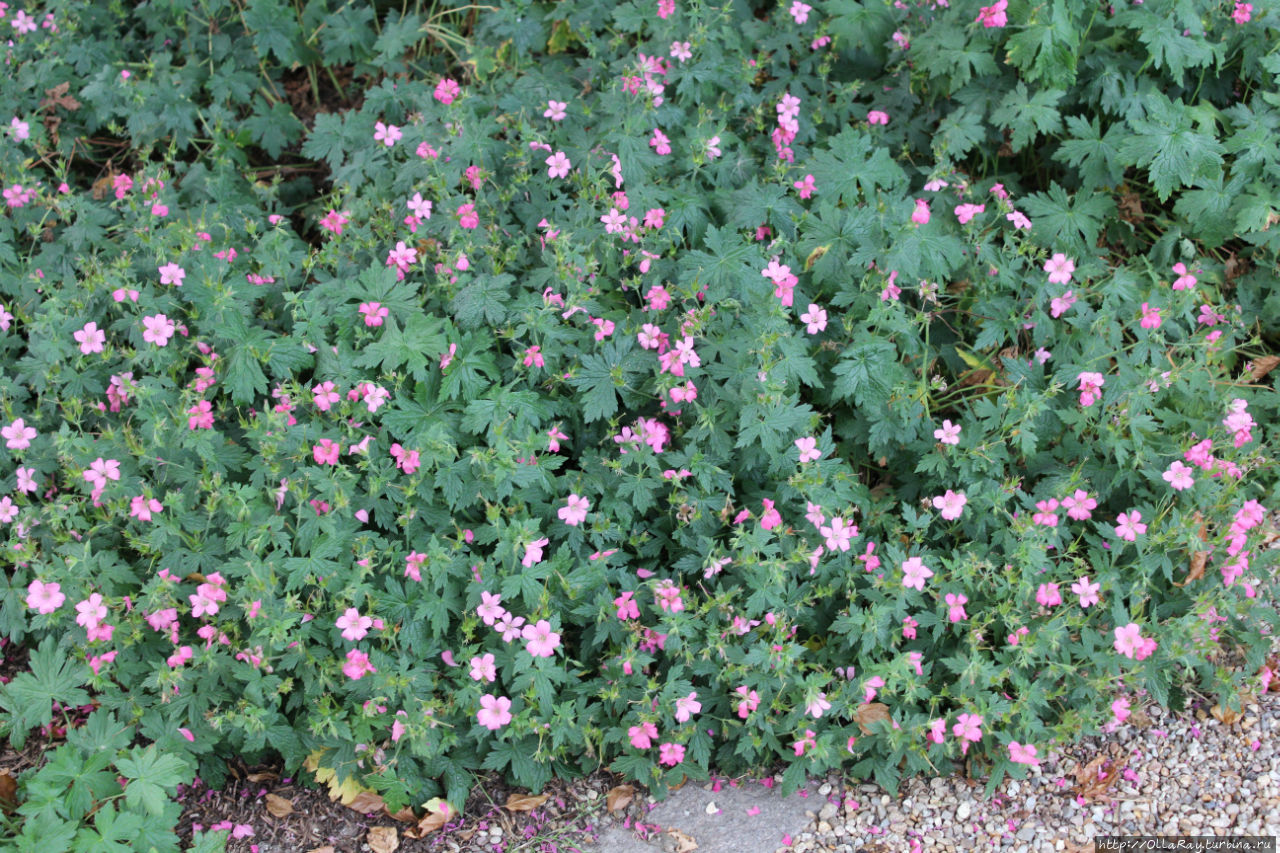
[1, 0, 1279, 849]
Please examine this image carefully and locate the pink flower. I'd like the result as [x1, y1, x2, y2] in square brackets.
[1032, 498, 1060, 527]
[1006, 210, 1032, 230]
[650, 128, 671, 155]
[1232, 1, 1252, 23]
[544, 100, 567, 121]
[74, 322, 106, 354]
[470, 653, 497, 683]
[477, 695, 513, 730]
[795, 436, 821, 463]
[1044, 253, 1075, 284]
[903, 616, 918, 639]
[927, 718, 946, 744]
[158, 262, 186, 286]
[373, 121, 401, 147]
[789, 0, 812, 22]
[1049, 290, 1076, 318]
[793, 174, 816, 199]
[670, 41, 692, 61]
[1072, 575, 1100, 608]
[1036, 583, 1061, 607]
[954, 203, 985, 224]
[1172, 262, 1197, 290]
[359, 302, 389, 327]
[546, 151, 572, 179]
[522, 619, 561, 657]
[805, 692, 831, 719]
[129, 495, 163, 522]
[867, 110, 889, 125]
[1162, 461, 1194, 491]
[1114, 511, 1147, 542]
[319, 209, 350, 236]
[820, 516, 856, 552]
[976, 0, 1008, 26]
[629, 722, 658, 749]
[945, 593, 968, 623]
[26, 580, 65, 614]
[336, 608, 373, 642]
[659, 742, 686, 766]
[1077, 371, 1105, 407]
[674, 692, 701, 723]
[792, 729, 816, 757]
[142, 313, 175, 346]
[477, 591, 506, 626]
[933, 419, 961, 445]
[457, 203, 479, 229]
[522, 537, 549, 567]
[911, 199, 930, 225]
[1111, 697, 1131, 725]
[656, 0, 675, 19]
[800, 304, 827, 334]
[434, 78, 462, 104]
[1113, 623, 1145, 659]
[952, 713, 983, 754]
[313, 439, 341, 465]
[932, 490, 967, 521]
[760, 499, 782, 531]
[902, 557, 933, 590]
[1139, 302, 1162, 329]
[559, 494, 590, 526]
[76, 593, 108, 630]
[1009, 741, 1040, 767]
[407, 192, 433, 219]
[1061, 489, 1096, 520]
[615, 591, 640, 621]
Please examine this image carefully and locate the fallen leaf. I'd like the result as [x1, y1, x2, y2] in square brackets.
[1211, 703, 1244, 726]
[265, 793, 294, 818]
[504, 792, 549, 812]
[1072, 754, 1120, 802]
[606, 784, 635, 814]
[303, 750, 381, 807]
[367, 826, 399, 853]
[1249, 355, 1279, 381]
[1175, 550, 1208, 587]
[247, 771, 279, 783]
[308, 848, 336, 853]
[0, 770, 16, 811]
[854, 702, 891, 735]
[403, 798, 453, 840]
[387, 806, 417, 823]
[667, 828, 698, 853]
[347, 791, 387, 814]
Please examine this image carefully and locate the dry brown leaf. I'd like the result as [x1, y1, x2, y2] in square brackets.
[606, 784, 635, 814]
[247, 771, 279, 783]
[1211, 703, 1243, 726]
[265, 793, 294, 818]
[1175, 550, 1209, 587]
[0, 770, 16, 811]
[387, 806, 417, 823]
[504, 792, 549, 812]
[40, 81, 81, 112]
[346, 791, 386, 814]
[1072, 754, 1120, 802]
[667, 828, 699, 853]
[854, 702, 891, 735]
[308, 847, 336, 853]
[403, 800, 453, 840]
[367, 826, 400, 853]
[1249, 355, 1279, 381]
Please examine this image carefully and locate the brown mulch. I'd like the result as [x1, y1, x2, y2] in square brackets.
[176, 762, 621, 853]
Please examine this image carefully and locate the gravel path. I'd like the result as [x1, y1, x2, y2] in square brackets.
[783, 687, 1280, 853]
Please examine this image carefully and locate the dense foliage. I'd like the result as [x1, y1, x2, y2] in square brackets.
[1, 0, 1278, 848]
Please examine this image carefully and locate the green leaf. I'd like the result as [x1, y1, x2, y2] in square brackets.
[0, 637, 91, 748]
[1021, 184, 1115, 254]
[832, 339, 900, 408]
[117, 745, 191, 815]
[245, 97, 304, 159]
[991, 83, 1065, 153]
[1120, 94, 1225, 202]
[1053, 115, 1126, 191]
[1004, 0, 1079, 88]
